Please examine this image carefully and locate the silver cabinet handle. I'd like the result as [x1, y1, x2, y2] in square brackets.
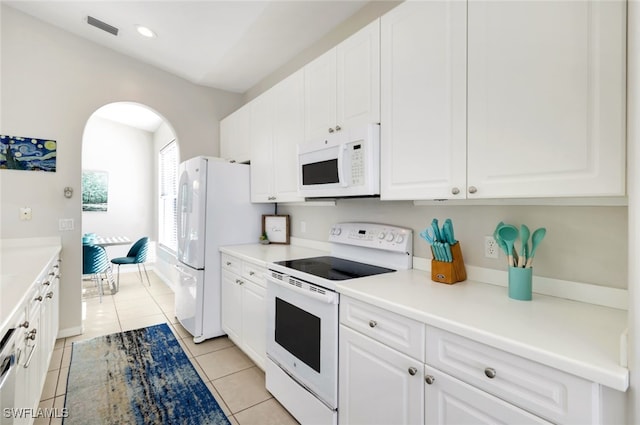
[268, 196, 277, 201]
[249, 271, 255, 276]
[328, 128, 335, 133]
[226, 261, 232, 266]
[34, 296, 43, 302]
[368, 320, 377, 328]
[484, 368, 496, 379]
[26, 329, 37, 341]
[20, 321, 29, 329]
[46, 291, 54, 299]
[468, 186, 478, 194]
[425, 375, 435, 385]
[335, 125, 341, 131]
[408, 367, 418, 376]
[451, 187, 460, 195]
[235, 279, 244, 285]
[42, 280, 50, 286]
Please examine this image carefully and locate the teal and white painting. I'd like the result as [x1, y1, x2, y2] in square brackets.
[0, 134, 57, 172]
[82, 170, 109, 212]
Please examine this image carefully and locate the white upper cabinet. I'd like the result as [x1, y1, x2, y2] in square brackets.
[466, 0, 626, 198]
[250, 70, 306, 203]
[380, 1, 467, 200]
[220, 103, 251, 164]
[305, 19, 380, 142]
[380, 0, 626, 200]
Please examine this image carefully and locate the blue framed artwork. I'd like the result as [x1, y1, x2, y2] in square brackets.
[82, 170, 109, 212]
[0, 134, 57, 172]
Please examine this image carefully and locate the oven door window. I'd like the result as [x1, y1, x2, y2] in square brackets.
[302, 159, 339, 185]
[274, 297, 321, 373]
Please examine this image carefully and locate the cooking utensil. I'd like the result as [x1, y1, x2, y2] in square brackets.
[443, 219, 457, 244]
[518, 224, 530, 268]
[497, 224, 518, 267]
[420, 228, 441, 261]
[431, 219, 442, 242]
[493, 221, 509, 256]
[525, 227, 546, 268]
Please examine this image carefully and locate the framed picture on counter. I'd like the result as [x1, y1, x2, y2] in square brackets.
[262, 214, 290, 244]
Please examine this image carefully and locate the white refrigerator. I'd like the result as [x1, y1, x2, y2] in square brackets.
[175, 156, 272, 343]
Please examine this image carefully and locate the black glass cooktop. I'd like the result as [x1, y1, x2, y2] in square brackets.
[274, 256, 395, 281]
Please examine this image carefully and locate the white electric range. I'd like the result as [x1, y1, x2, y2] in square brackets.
[265, 222, 413, 424]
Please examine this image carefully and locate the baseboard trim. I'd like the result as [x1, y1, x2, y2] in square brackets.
[57, 325, 83, 338]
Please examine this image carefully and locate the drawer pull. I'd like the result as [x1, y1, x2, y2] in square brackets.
[46, 291, 54, 299]
[368, 320, 377, 328]
[235, 279, 244, 285]
[408, 367, 418, 376]
[42, 280, 50, 286]
[34, 295, 43, 302]
[226, 261, 232, 266]
[425, 375, 435, 385]
[249, 271, 255, 276]
[484, 367, 497, 379]
[20, 321, 29, 329]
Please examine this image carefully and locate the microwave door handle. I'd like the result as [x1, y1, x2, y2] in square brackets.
[337, 144, 348, 187]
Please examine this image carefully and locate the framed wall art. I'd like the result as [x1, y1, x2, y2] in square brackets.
[262, 214, 290, 245]
[0, 134, 57, 172]
[82, 170, 109, 212]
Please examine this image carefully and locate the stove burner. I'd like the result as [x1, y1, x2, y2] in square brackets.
[274, 256, 395, 281]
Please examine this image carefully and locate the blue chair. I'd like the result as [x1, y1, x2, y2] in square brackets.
[82, 244, 112, 302]
[110, 237, 151, 291]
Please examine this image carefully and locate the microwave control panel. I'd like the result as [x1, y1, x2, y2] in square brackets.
[349, 142, 365, 186]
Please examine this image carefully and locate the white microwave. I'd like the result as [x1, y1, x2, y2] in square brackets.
[298, 124, 380, 198]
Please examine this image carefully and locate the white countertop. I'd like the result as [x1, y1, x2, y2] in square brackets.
[220, 243, 329, 267]
[337, 269, 629, 392]
[219, 243, 628, 392]
[1, 238, 61, 333]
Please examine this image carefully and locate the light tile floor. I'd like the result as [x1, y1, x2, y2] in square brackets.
[37, 271, 299, 425]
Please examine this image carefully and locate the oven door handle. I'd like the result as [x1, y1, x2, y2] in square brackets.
[267, 275, 339, 304]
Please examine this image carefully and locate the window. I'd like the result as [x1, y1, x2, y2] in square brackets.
[159, 141, 178, 252]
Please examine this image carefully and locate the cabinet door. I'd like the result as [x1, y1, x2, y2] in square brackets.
[467, 0, 626, 198]
[272, 70, 306, 203]
[380, 1, 467, 200]
[241, 281, 266, 370]
[305, 48, 337, 141]
[425, 367, 551, 425]
[220, 104, 251, 164]
[339, 325, 423, 425]
[221, 270, 242, 344]
[249, 91, 276, 202]
[336, 19, 380, 131]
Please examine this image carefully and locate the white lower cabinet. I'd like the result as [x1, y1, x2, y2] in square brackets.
[338, 296, 624, 425]
[220, 254, 267, 370]
[339, 324, 424, 425]
[13, 255, 60, 425]
[424, 366, 550, 425]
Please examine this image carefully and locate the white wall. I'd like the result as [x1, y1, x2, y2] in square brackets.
[0, 5, 243, 335]
[82, 115, 154, 260]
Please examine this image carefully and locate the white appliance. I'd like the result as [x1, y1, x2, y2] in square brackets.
[265, 222, 412, 424]
[298, 124, 380, 198]
[175, 157, 272, 343]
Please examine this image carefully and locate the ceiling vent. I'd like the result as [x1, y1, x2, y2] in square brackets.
[87, 16, 119, 36]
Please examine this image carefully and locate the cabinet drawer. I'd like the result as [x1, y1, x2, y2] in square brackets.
[426, 326, 594, 424]
[221, 253, 242, 275]
[242, 262, 266, 288]
[340, 296, 424, 361]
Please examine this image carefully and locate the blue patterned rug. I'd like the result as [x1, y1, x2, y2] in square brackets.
[63, 323, 230, 425]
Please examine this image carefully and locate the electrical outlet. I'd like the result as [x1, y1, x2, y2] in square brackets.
[484, 236, 499, 259]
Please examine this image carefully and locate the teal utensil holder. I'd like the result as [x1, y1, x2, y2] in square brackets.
[508, 267, 533, 301]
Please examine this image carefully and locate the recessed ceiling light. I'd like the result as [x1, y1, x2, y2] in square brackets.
[135, 25, 156, 38]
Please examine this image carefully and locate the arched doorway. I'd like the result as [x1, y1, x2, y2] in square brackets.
[81, 101, 178, 304]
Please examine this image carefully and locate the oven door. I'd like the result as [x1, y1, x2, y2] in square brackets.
[266, 273, 339, 409]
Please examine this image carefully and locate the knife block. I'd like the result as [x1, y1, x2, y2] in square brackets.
[431, 242, 467, 284]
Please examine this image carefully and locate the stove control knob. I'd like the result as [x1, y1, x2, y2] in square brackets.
[333, 227, 342, 236]
[378, 232, 386, 240]
[386, 233, 395, 242]
[395, 234, 404, 243]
